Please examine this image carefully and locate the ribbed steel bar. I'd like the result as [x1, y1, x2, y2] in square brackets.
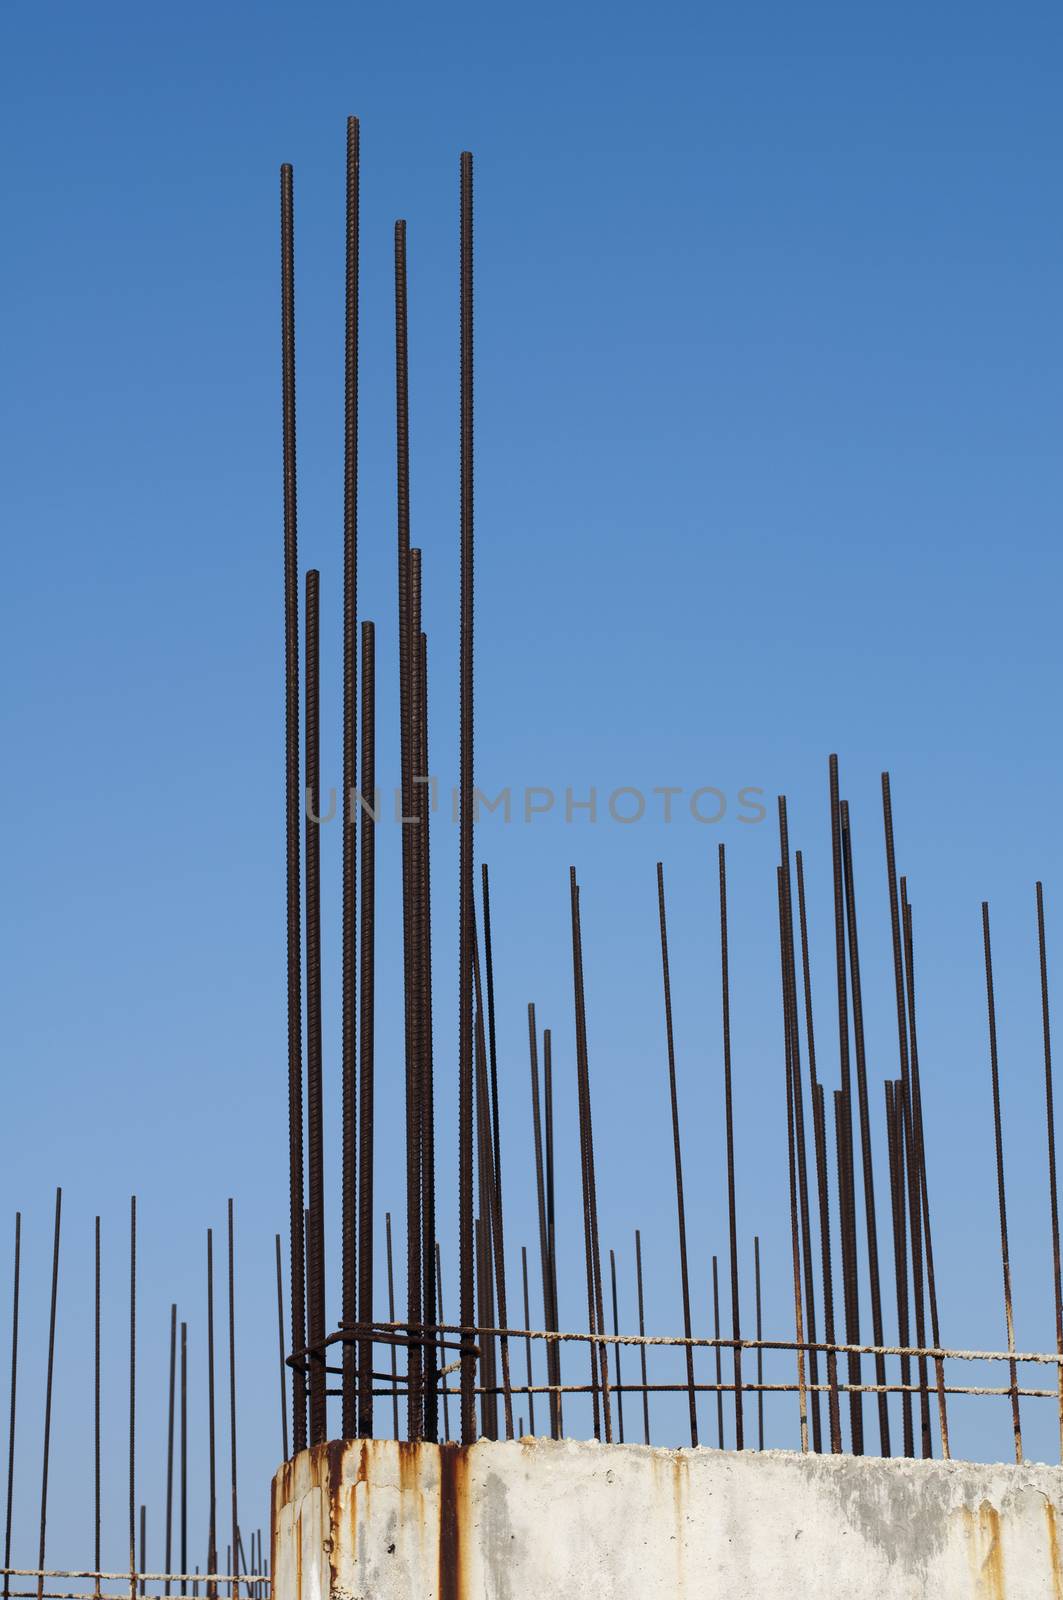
[36, 1191, 61, 1600]
[279, 159, 307, 1459]
[226, 1203, 239, 1600]
[521, 1247, 536, 1438]
[655, 862, 698, 1446]
[436, 1244, 451, 1443]
[165, 1306, 176, 1596]
[1037, 881, 1063, 1460]
[458, 147, 476, 1447]
[828, 757, 861, 1452]
[753, 1236, 764, 1450]
[273, 1239, 287, 1463]
[304, 569, 326, 1446]
[340, 112, 361, 1444]
[839, 801, 889, 1455]
[527, 1006, 556, 1436]
[418, 627, 438, 1443]
[179, 1322, 187, 1585]
[543, 1030, 563, 1437]
[718, 845, 744, 1449]
[884, 1080, 913, 1456]
[205, 1232, 217, 1599]
[94, 1221, 100, 1598]
[609, 1250, 625, 1444]
[385, 1215, 399, 1441]
[4, 1214, 20, 1600]
[128, 1198, 135, 1599]
[795, 850, 841, 1452]
[777, 871, 808, 1451]
[711, 1255, 724, 1449]
[776, 811, 820, 1452]
[472, 926, 500, 1438]
[900, 889, 948, 1457]
[481, 864, 512, 1439]
[981, 902, 1022, 1462]
[357, 621, 376, 1439]
[635, 1230, 650, 1445]
[570, 873, 612, 1440]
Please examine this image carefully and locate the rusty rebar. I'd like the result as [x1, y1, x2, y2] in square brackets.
[458, 147, 476, 1448]
[165, 1306, 176, 1596]
[36, 1191, 61, 1600]
[127, 1197, 135, 1599]
[304, 569, 326, 1446]
[711, 1255, 724, 1449]
[418, 628, 438, 1443]
[385, 1215, 399, 1441]
[179, 1322, 187, 1585]
[753, 1236, 764, 1450]
[357, 621, 376, 1439]
[718, 845, 744, 1449]
[4, 1214, 20, 1600]
[777, 810, 820, 1453]
[795, 850, 841, 1452]
[226, 1203, 239, 1600]
[900, 889, 948, 1457]
[95, 1220, 100, 1597]
[828, 759, 861, 1453]
[609, 1250, 625, 1444]
[527, 1005, 555, 1436]
[635, 1230, 650, 1445]
[273, 1238, 287, 1463]
[656, 862, 698, 1446]
[521, 1247, 536, 1437]
[544, 1031, 562, 1437]
[885, 1080, 913, 1457]
[340, 112, 361, 1444]
[1037, 881, 1063, 1460]
[778, 870, 808, 1451]
[839, 801, 889, 1455]
[981, 901, 1022, 1462]
[481, 865, 513, 1438]
[279, 159, 306, 1459]
[436, 1243, 451, 1443]
[205, 1232, 216, 1600]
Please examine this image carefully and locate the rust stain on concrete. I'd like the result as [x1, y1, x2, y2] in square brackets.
[964, 1502, 1006, 1600]
[1044, 1501, 1063, 1600]
[438, 1444, 472, 1600]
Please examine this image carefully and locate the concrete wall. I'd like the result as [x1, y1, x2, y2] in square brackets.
[272, 1436, 1063, 1600]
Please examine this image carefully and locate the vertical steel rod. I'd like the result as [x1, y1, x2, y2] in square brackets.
[165, 1305, 176, 1596]
[982, 902, 1021, 1462]
[436, 1243, 451, 1443]
[711, 1254, 724, 1449]
[206, 1231, 217, 1599]
[778, 871, 808, 1452]
[4, 1213, 19, 1600]
[385, 1215, 399, 1441]
[94, 1218, 101, 1598]
[521, 1246, 536, 1438]
[635, 1229, 650, 1446]
[340, 112, 361, 1444]
[279, 158, 307, 1460]
[304, 569, 326, 1446]
[37, 1191, 61, 1600]
[753, 1236, 764, 1451]
[458, 146, 477, 1448]
[828, 757, 861, 1454]
[128, 1196, 135, 1600]
[481, 864, 513, 1438]
[609, 1250, 625, 1445]
[655, 862, 698, 1446]
[1037, 881, 1063, 1461]
[180, 1321, 187, 1586]
[227, 1202, 239, 1600]
[718, 845, 744, 1449]
[357, 621, 377, 1439]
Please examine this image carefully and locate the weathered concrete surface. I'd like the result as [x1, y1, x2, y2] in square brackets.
[272, 1436, 1063, 1600]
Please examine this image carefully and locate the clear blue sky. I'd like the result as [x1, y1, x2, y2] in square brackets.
[2, 0, 1062, 1566]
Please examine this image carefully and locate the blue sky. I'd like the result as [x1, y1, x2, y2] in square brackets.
[2, 0, 1062, 1567]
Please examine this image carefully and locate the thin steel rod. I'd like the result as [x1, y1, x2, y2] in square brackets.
[4, 1214, 20, 1600]
[304, 569, 326, 1446]
[279, 157, 307, 1459]
[828, 757, 861, 1454]
[609, 1251, 625, 1445]
[418, 626, 438, 1443]
[754, 1236, 764, 1450]
[778, 871, 808, 1451]
[885, 1080, 914, 1457]
[273, 1239, 287, 1463]
[718, 845, 744, 1449]
[521, 1247, 536, 1437]
[656, 862, 698, 1446]
[900, 888, 949, 1457]
[138, 1510, 144, 1599]
[36, 1193, 61, 1600]
[357, 621, 376, 1439]
[179, 1324, 187, 1586]
[340, 111, 360, 1445]
[128, 1198, 135, 1599]
[385, 1216, 399, 1441]
[94, 1221, 100, 1598]
[571, 874, 612, 1440]
[205, 1233, 217, 1600]
[165, 1307, 176, 1596]
[839, 801, 890, 1455]
[777, 808, 820, 1454]
[544, 1032, 563, 1438]
[458, 147, 476, 1448]
[481, 864, 513, 1439]
[436, 1243, 451, 1443]
[226, 1204, 239, 1600]
[635, 1230, 650, 1446]
[711, 1256, 724, 1449]
[982, 902, 1022, 1462]
[795, 851, 842, 1452]
[527, 1006, 555, 1437]
[1037, 881, 1063, 1461]
[472, 948, 499, 1438]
